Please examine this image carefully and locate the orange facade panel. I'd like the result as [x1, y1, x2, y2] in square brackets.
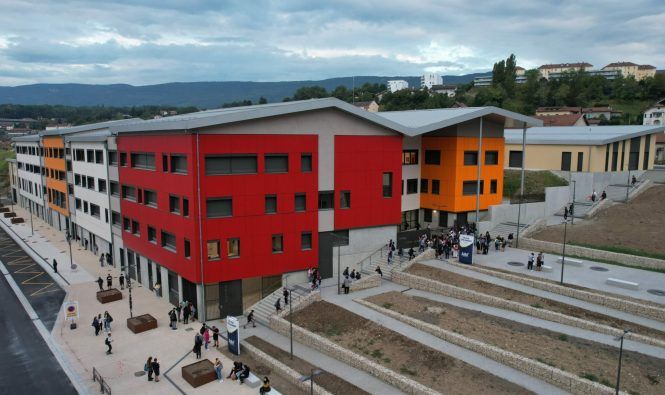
[420, 136, 504, 213]
[42, 136, 69, 216]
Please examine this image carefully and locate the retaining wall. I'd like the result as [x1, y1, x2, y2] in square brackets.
[349, 274, 381, 293]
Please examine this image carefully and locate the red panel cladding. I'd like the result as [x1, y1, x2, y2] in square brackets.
[199, 134, 318, 283]
[117, 134, 201, 283]
[334, 135, 402, 229]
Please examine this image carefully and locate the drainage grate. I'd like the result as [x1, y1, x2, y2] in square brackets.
[507, 261, 525, 267]
[589, 266, 609, 272]
[185, 327, 194, 331]
[134, 371, 146, 377]
[647, 289, 665, 297]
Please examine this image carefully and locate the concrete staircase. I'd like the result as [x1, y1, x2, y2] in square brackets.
[249, 284, 312, 326]
[489, 222, 529, 238]
[554, 200, 595, 219]
[360, 245, 412, 280]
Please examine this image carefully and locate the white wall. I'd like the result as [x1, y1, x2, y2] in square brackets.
[333, 225, 396, 276]
[16, 142, 45, 208]
[401, 136, 421, 212]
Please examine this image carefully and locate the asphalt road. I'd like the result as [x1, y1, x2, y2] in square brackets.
[0, 273, 76, 394]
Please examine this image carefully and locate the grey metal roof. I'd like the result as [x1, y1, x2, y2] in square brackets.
[505, 125, 665, 146]
[40, 118, 140, 136]
[65, 130, 111, 143]
[12, 134, 40, 142]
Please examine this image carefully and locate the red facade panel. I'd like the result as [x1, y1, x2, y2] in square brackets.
[334, 135, 402, 230]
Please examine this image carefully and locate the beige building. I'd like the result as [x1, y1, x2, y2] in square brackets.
[602, 62, 657, 81]
[538, 62, 593, 80]
[504, 125, 664, 172]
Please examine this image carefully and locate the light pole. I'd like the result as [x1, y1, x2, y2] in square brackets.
[28, 201, 34, 235]
[126, 265, 134, 318]
[299, 369, 323, 395]
[66, 233, 74, 269]
[570, 180, 576, 225]
[615, 328, 631, 394]
[625, 170, 631, 202]
[289, 288, 293, 360]
[560, 217, 571, 285]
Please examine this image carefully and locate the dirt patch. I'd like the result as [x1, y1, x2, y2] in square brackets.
[531, 185, 665, 256]
[220, 343, 306, 394]
[366, 291, 665, 395]
[245, 336, 369, 395]
[405, 263, 665, 342]
[290, 300, 533, 395]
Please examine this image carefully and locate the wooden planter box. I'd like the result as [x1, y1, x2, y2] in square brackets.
[10, 217, 24, 224]
[127, 314, 157, 334]
[0, 207, 9, 213]
[182, 359, 216, 388]
[3, 212, 16, 218]
[96, 288, 122, 304]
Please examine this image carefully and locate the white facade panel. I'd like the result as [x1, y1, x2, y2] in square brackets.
[401, 136, 421, 212]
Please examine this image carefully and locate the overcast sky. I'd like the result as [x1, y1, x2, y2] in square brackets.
[0, 0, 662, 86]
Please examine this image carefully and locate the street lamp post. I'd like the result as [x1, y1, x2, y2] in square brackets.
[126, 266, 134, 318]
[615, 328, 632, 394]
[289, 288, 293, 360]
[560, 218, 570, 285]
[29, 201, 34, 236]
[625, 170, 631, 202]
[66, 233, 74, 269]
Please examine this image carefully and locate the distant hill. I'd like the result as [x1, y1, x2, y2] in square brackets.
[0, 74, 486, 108]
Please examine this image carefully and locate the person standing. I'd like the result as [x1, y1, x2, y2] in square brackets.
[283, 287, 289, 306]
[96, 277, 104, 291]
[193, 333, 203, 359]
[96, 314, 103, 334]
[244, 310, 256, 329]
[260, 377, 271, 394]
[92, 315, 100, 336]
[343, 275, 350, 294]
[274, 297, 282, 313]
[99, 254, 104, 267]
[151, 358, 160, 382]
[146, 356, 154, 381]
[527, 253, 535, 271]
[564, 206, 568, 220]
[183, 303, 190, 324]
[105, 333, 113, 355]
[103, 311, 113, 332]
[119, 273, 125, 290]
[214, 358, 223, 382]
[52, 258, 58, 273]
[106, 273, 112, 289]
[203, 326, 210, 350]
[169, 309, 177, 330]
[212, 326, 220, 347]
[176, 304, 182, 322]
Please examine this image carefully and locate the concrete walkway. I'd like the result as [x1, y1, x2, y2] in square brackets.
[320, 282, 569, 395]
[419, 259, 665, 333]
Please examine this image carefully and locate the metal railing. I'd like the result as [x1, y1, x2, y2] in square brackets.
[92, 367, 112, 395]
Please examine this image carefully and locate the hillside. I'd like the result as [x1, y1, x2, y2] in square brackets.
[0, 74, 485, 108]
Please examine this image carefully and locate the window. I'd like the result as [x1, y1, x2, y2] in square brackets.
[161, 231, 176, 251]
[90, 204, 100, 218]
[464, 151, 478, 165]
[162, 154, 169, 172]
[227, 238, 240, 258]
[432, 179, 440, 195]
[206, 197, 232, 218]
[86, 149, 94, 163]
[577, 152, 584, 172]
[402, 150, 419, 165]
[170, 154, 187, 174]
[485, 151, 498, 165]
[207, 240, 220, 260]
[80, 175, 86, 188]
[295, 193, 306, 212]
[508, 151, 523, 168]
[462, 180, 484, 195]
[424, 150, 440, 165]
[424, 208, 432, 223]
[561, 152, 572, 171]
[611, 142, 619, 171]
[74, 149, 85, 161]
[111, 211, 121, 227]
[301, 232, 312, 250]
[120, 152, 127, 166]
[132, 220, 140, 235]
[131, 152, 156, 170]
[123, 217, 131, 232]
[340, 191, 351, 209]
[105, 209, 109, 223]
[169, 195, 180, 214]
[83, 201, 88, 213]
[205, 155, 257, 175]
[148, 226, 157, 243]
[144, 189, 157, 207]
[87, 176, 95, 190]
[183, 198, 189, 217]
[420, 179, 428, 193]
[406, 178, 418, 194]
[490, 179, 498, 194]
[110, 181, 120, 197]
[108, 151, 118, 166]
[74, 174, 81, 186]
[122, 185, 136, 201]
[98, 179, 107, 193]
[265, 154, 288, 173]
[644, 135, 651, 170]
[382, 172, 393, 197]
[272, 234, 283, 253]
[301, 154, 312, 172]
[184, 239, 191, 258]
[318, 191, 334, 210]
[628, 137, 640, 171]
[75, 198, 82, 210]
[95, 150, 103, 164]
[265, 195, 277, 214]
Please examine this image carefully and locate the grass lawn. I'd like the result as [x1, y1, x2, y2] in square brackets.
[503, 169, 568, 198]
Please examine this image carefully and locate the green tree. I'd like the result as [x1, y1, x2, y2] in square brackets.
[258, 97, 267, 104]
[292, 86, 328, 100]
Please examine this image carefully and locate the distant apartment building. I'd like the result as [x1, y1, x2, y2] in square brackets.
[7, 158, 18, 204]
[548, 69, 621, 81]
[473, 67, 527, 87]
[538, 62, 593, 80]
[602, 62, 657, 81]
[535, 106, 621, 123]
[644, 99, 665, 126]
[351, 101, 379, 112]
[421, 73, 443, 89]
[387, 80, 409, 93]
[430, 84, 458, 97]
[13, 135, 47, 221]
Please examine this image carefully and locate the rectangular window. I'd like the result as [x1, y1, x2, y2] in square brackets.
[131, 152, 156, 170]
[74, 174, 81, 186]
[423, 208, 432, 222]
[295, 193, 306, 212]
[105, 209, 109, 223]
[148, 226, 157, 243]
[508, 151, 523, 168]
[110, 181, 120, 197]
[464, 151, 478, 165]
[406, 178, 418, 194]
[420, 179, 428, 193]
[206, 197, 232, 218]
[318, 191, 334, 210]
[643, 135, 651, 170]
[86, 149, 94, 163]
[90, 204, 100, 218]
[75, 149, 85, 161]
[162, 154, 169, 172]
[432, 179, 440, 195]
[161, 231, 176, 251]
[611, 142, 619, 171]
[301, 154, 312, 172]
[132, 220, 140, 235]
[120, 152, 127, 166]
[183, 198, 189, 217]
[490, 179, 498, 194]
[382, 172, 393, 197]
[123, 217, 131, 232]
[111, 211, 121, 227]
[340, 191, 351, 209]
[83, 201, 88, 213]
[485, 151, 499, 165]
[87, 176, 95, 190]
[75, 198, 81, 210]
[462, 180, 484, 195]
[95, 150, 103, 164]
[169, 195, 180, 214]
[272, 234, 283, 253]
[144, 189, 157, 207]
[402, 150, 419, 165]
[207, 240, 220, 260]
[424, 150, 441, 165]
[265, 195, 277, 214]
[227, 238, 240, 258]
[265, 154, 289, 173]
[122, 185, 136, 201]
[628, 137, 640, 171]
[170, 154, 187, 174]
[605, 145, 610, 172]
[184, 239, 191, 258]
[205, 155, 257, 175]
[561, 152, 572, 171]
[108, 151, 117, 166]
[98, 179, 107, 193]
[577, 152, 584, 172]
[301, 232, 312, 250]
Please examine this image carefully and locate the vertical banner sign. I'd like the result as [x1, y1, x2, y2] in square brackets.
[458, 234, 475, 265]
[226, 316, 240, 355]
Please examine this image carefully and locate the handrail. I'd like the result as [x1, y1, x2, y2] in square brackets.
[92, 367, 112, 395]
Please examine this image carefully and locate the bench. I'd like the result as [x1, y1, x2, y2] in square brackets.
[541, 265, 553, 273]
[556, 256, 583, 267]
[245, 372, 261, 388]
[605, 278, 639, 290]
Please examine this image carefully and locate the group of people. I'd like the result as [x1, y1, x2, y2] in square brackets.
[144, 356, 161, 382]
[227, 361, 252, 384]
[91, 311, 114, 336]
[341, 267, 362, 293]
[192, 323, 220, 358]
[386, 239, 416, 264]
[96, 273, 124, 291]
[527, 252, 545, 271]
[307, 267, 322, 290]
[274, 286, 291, 312]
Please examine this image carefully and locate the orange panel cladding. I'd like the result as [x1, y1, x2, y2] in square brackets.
[42, 136, 69, 216]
